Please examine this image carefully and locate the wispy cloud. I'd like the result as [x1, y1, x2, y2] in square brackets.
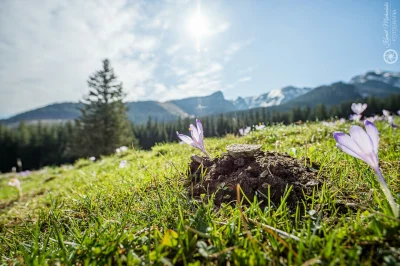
[167, 43, 183, 56]
[225, 76, 252, 91]
[0, 0, 240, 116]
[225, 39, 254, 57]
[0, 0, 159, 114]
[239, 66, 257, 74]
[209, 22, 230, 35]
[157, 60, 224, 100]
[238, 76, 252, 83]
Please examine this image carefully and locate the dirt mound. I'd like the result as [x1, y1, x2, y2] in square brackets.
[187, 144, 321, 210]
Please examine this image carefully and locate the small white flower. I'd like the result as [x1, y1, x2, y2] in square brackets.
[255, 123, 266, 130]
[120, 146, 128, 152]
[8, 178, 22, 197]
[239, 126, 251, 136]
[322, 121, 335, 127]
[89, 157, 96, 161]
[119, 160, 127, 168]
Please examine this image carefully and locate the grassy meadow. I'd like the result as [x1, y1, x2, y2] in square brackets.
[1, 120, 399, 265]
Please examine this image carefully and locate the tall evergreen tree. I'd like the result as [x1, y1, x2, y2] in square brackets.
[74, 59, 134, 157]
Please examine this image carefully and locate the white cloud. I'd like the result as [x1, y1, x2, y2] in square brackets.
[239, 66, 256, 74]
[0, 0, 237, 116]
[224, 39, 254, 62]
[238, 76, 252, 83]
[132, 36, 159, 52]
[225, 75, 253, 91]
[209, 22, 230, 35]
[155, 57, 224, 101]
[0, 0, 167, 115]
[167, 43, 183, 56]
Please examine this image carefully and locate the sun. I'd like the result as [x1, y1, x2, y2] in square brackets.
[188, 11, 209, 38]
[187, 8, 209, 51]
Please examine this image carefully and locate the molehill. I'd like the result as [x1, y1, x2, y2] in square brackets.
[187, 144, 321, 210]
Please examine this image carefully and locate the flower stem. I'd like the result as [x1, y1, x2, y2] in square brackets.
[374, 168, 399, 217]
[203, 151, 211, 158]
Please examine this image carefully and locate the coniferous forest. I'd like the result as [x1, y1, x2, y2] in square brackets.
[1, 93, 399, 173]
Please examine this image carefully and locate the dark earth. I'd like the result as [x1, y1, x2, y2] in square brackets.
[187, 144, 321, 210]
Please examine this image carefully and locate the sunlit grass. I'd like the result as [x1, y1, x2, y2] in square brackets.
[1, 120, 399, 265]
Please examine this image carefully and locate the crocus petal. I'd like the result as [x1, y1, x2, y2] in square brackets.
[189, 124, 200, 142]
[333, 132, 364, 158]
[195, 119, 205, 150]
[383, 110, 390, 117]
[364, 120, 379, 154]
[336, 144, 362, 160]
[349, 125, 374, 155]
[177, 132, 194, 145]
[350, 114, 361, 121]
[351, 103, 359, 114]
[351, 103, 367, 115]
[362, 104, 367, 112]
[196, 119, 204, 136]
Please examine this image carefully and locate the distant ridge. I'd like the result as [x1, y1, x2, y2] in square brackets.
[1, 70, 399, 125]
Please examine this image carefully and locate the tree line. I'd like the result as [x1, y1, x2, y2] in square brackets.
[1, 59, 399, 172]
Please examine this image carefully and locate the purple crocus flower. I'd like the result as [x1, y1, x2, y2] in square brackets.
[18, 170, 30, 177]
[177, 119, 210, 157]
[388, 116, 398, 128]
[349, 114, 362, 122]
[382, 109, 390, 117]
[333, 120, 398, 217]
[351, 103, 367, 115]
[364, 117, 375, 123]
[239, 126, 251, 136]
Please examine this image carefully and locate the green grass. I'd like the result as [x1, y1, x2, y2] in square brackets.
[1, 121, 399, 265]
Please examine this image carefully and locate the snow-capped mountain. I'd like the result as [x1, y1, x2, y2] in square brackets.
[349, 70, 400, 98]
[232, 86, 312, 110]
[350, 70, 400, 88]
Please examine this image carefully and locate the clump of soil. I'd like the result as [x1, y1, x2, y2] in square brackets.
[188, 144, 321, 210]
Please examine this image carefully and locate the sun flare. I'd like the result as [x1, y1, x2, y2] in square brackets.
[187, 8, 209, 51]
[188, 11, 209, 38]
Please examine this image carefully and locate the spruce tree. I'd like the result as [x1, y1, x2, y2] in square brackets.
[75, 59, 134, 157]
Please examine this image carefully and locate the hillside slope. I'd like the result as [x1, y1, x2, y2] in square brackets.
[170, 91, 237, 116]
[283, 82, 361, 108]
[2, 102, 82, 125]
[1, 120, 399, 264]
[1, 91, 235, 125]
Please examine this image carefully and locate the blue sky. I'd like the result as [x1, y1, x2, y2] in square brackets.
[0, 0, 399, 117]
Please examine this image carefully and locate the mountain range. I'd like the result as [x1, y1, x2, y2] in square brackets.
[1, 70, 400, 125]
